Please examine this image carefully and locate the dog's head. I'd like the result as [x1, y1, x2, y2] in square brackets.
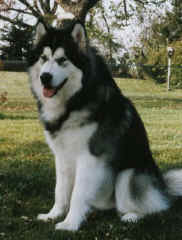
[28, 20, 88, 100]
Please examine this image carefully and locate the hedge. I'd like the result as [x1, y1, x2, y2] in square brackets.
[0, 60, 27, 72]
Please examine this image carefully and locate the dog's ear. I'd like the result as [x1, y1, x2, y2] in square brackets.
[34, 22, 46, 45]
[71, 23, 87, 51]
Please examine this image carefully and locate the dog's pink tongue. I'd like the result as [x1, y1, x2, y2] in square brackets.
[43, 88, 56, 98]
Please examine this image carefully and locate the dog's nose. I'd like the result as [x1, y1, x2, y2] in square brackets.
[40, 72, 53, 87]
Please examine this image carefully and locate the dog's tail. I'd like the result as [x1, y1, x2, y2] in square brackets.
[163, 169, 182, 196]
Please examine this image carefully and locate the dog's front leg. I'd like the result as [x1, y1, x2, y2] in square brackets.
[37, 155, 75, 222]
[55, 152, 107, 231]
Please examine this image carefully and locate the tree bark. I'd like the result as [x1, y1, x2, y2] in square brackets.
[57, 0, 100, 22]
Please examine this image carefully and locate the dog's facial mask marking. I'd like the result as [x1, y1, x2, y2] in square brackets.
[40, 47, 52, 63]
[39, 47, 69, 98]
[31, 22, 85, 99]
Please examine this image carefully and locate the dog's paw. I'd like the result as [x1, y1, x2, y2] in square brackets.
[37, 205, 64, 222]
[37, 213, 55, 222]
[55, 221, 79, 232]
[121, 212, 141, 223]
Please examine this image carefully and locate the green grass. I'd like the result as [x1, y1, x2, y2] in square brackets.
[0, 72, 182, 240]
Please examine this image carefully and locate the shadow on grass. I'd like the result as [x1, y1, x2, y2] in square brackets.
[0, 140, 49, 159]
[0, 113, 37, 120]
[132, 96, 182, 109]
[1, 141, 182, 240]
[0, 113, 5, 119]
[0, 141, 54, 197]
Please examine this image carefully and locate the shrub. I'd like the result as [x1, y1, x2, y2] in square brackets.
[134, 41, 182, 88]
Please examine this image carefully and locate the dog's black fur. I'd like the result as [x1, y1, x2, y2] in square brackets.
[28, 21, 164, 181]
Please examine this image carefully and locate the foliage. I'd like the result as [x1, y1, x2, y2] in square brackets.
[0, 0, 170, 62]
[133, 45, 168, 83]
[0, 20, 33, 60]
[85, 2, 124, 64]
[132, 2, 182, 88]
[86, 0, 169, 64]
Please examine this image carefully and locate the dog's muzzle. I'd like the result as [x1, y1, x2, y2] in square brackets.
[40, 72, 68, 98]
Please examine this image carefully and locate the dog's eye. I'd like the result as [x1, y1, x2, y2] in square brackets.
[56, 57, 67, 65]
[41, 55, 48, 62]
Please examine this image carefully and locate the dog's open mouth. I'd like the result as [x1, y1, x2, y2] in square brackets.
[43, 78, 68, 98]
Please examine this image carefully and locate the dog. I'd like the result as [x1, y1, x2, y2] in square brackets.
[27, 19, 182, 231]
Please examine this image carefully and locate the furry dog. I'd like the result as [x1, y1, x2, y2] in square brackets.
[27, 20, 182, 231]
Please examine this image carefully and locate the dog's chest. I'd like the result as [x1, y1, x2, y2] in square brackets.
[45, 111, 97, 158]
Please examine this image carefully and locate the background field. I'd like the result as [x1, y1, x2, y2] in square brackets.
[0, 72, 182, 240]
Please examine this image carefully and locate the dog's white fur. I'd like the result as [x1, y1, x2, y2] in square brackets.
[29, 37, 115, 230]
[29, 46, 83, 123]
[37, 105, 115, 231]
[115, 169, 169, 222]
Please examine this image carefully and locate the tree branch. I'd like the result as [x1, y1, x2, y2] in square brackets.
[123, 0, 128, 23]
[17, 0, 43, 20]
[0, 0, 100, 27]
[0, 0, 13, 11]
[134, 0, 148, 5]
[80, 0, 100, 22]
[57, 0, 100, 22]
[45, 0, 51, 13]
[38, 0, 47, 14]
[101, 9, 112, 61]
[33, 0, 42, 15]
[52, 1, 58, 15]
[0, 14, 31, 28]
[7, 8, 32, 15]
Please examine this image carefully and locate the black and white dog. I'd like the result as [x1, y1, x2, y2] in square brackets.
[27, 20, 182, 231]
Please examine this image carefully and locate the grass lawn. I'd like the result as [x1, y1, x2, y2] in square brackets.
[0, 71, 182, 240]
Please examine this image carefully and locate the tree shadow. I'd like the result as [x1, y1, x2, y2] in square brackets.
[0, 140, 54, 195]
[0, 113, 36, 120]
[132, 96, 182, 109]
[1, 140, 182, 240]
